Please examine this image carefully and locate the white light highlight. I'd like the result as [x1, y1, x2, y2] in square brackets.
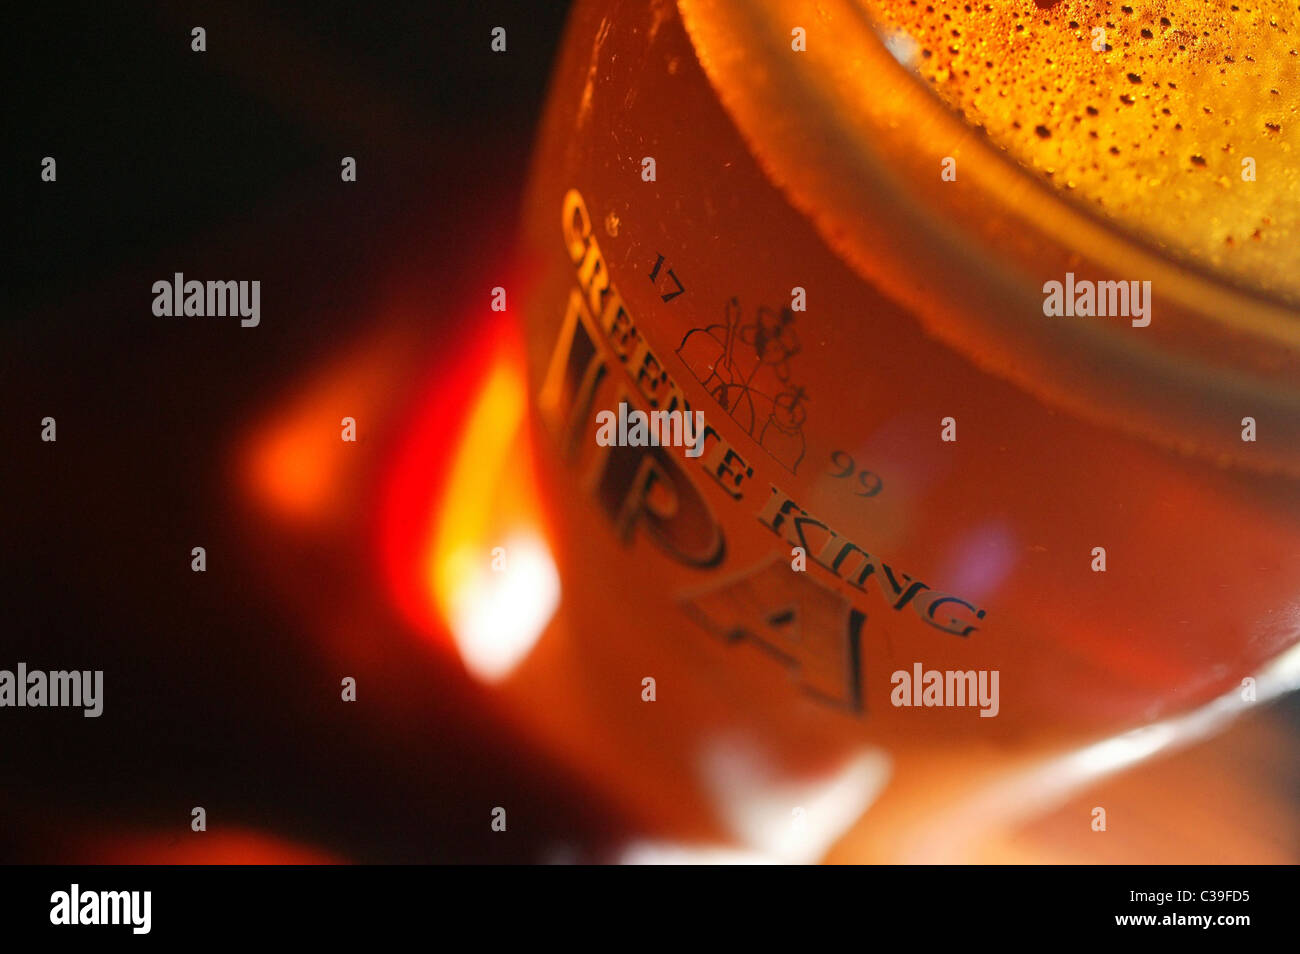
[882, 29, 920, 68]
[697, 733, 892, 864]
[445, 531, 559, 684]
[618, 841, 777, 865]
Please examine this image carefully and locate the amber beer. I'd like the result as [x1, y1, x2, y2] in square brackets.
[513, 0, 1300, 860]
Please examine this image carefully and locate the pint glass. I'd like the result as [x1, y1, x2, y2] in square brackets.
[509, 0, 1300, 861]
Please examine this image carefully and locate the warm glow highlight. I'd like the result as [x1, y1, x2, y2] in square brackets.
[426, 358, 559, 682]
[379, 313, 559, 681]
[244, 332, 411, 524]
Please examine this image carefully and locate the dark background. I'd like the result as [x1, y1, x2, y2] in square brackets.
[2, 0, 637, 863]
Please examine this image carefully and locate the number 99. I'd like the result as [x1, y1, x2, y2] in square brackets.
[829, 451, 883, 497]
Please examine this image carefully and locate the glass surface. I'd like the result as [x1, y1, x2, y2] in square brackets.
[509, 0, 1300, 859]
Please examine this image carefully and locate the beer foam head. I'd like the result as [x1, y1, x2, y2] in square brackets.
[860, 0, 1300, 299]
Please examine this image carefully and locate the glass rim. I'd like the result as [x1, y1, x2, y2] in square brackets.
[678, 0, 1300, 475]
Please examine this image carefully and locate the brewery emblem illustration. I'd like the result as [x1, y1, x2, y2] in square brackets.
[677, 297, 809, 474]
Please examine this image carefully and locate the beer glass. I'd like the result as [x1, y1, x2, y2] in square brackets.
[504, 0, 1300, 861]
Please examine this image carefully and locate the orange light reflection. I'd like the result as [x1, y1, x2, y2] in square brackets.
[380, 313, 559, 679]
